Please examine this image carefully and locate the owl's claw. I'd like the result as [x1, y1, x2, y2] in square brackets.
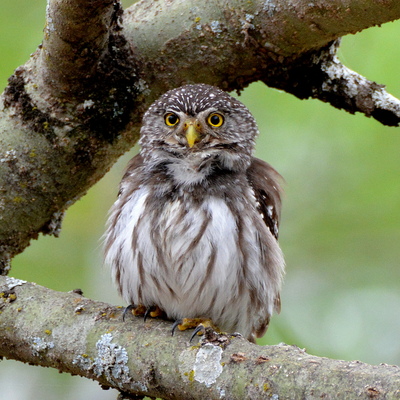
[171, 318, 218, 342]
[189, 325, 206, 342]
[123, 304, 163, 321]
[143, 305, 164, 322]
[171, 319, 183, 336]
[143, 307, 153, 322]
[122, 304, 138, 321]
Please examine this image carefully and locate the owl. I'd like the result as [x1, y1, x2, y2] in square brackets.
[104, 84, 285, 342]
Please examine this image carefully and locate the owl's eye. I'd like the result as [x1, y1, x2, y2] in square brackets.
[164, 113, 180, 127]
[207, 113, 224, 127]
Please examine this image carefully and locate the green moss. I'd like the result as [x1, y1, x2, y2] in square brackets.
[188, 370, 195, 382]
[183, 370, 196, 383]
[8, 293, 17, 301]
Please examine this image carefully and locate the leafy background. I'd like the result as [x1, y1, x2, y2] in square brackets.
[1, 1, 400, 399]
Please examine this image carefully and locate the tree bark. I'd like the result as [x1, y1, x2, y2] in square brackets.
[1, 276, 400, 400]
[1, 0, 400, 269]
[1, 1, 400, 395]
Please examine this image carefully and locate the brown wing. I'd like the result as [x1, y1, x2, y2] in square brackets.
[246, 157, 283, 240]
[247, 158, 284, 329]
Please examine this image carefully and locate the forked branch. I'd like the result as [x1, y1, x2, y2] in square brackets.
[1, 0, 400, 268]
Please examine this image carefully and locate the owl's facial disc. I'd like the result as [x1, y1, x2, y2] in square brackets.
[163, 114, 205, 149]
[163, 110, 226, 151]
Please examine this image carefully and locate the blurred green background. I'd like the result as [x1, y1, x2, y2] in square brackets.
[1, 1, 400, 399]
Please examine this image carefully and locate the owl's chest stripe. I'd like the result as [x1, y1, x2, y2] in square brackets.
[133, 194, 244, 293]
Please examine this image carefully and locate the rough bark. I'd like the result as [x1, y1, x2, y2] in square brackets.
[1, 276, 400, 400]
[1, 0, 400, 270]
[1, 1, 400, 393]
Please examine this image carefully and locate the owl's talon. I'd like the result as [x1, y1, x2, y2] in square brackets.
[171, 319, 183, 336]
[122, 304, 147, 321]
[190, 325, 205, 342]
[144, 305, 164, 322]
[171, 318, 218, 340]
[143, 307, 152, 322]
[122, 304, 135, 321]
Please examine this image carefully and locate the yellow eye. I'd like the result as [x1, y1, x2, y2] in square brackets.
[207, 113, 224, 127]
[164, 113, 180, 126]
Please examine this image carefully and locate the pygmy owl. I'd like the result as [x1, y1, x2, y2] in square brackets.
[104, 84, 285, 342]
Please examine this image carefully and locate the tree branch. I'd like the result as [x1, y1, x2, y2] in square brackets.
[1, 0, 400, 267]
[260, 40, 400, 125]
[1, 276, 399, 400]
[40, 0, 121, 98]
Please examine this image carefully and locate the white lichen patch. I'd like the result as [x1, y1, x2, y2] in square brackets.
[263, 0, 278, 16]
[73, 354, 93, 370]
[46, 17, 55, 33]
[134, 78, 150, 96]
[210, 20, 222, 34]
[0, 149, 17, 163]
[320, 59, 359, 97]
[372, 88, 400, 112]
[31, 336, 55, 356]
[82, 99, 95, 109]
[194, 344, 223, 387]
[4, 277, 27, 290]
[218, 387, 226, 397]
[92, 333, 131, 385]
[241, 13, 255, 28]
[45, 210, 64, 237]
[45, 0, 56, 34]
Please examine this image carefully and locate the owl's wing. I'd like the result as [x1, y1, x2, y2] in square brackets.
[247, 157, 283, 240]
[247, 157, 284, 326]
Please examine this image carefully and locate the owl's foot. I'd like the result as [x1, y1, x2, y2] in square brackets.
[144, 305, 164, 321]
[171, 318, 218, 342]
[122, 304, 164, 321]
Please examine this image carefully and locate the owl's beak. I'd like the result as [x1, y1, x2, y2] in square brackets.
[183, 120, 201, 148]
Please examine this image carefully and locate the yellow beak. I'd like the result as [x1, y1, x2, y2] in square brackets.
[185, 125, 198, 148]
[184, 121, 201, 148]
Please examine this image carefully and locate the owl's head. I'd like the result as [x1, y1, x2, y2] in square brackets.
[139, 84, 259, 175]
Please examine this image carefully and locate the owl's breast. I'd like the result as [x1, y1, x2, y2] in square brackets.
[106, 182, 283, 338]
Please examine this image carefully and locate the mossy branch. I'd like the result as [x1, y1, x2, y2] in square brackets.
[1, 276, 400, 400]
